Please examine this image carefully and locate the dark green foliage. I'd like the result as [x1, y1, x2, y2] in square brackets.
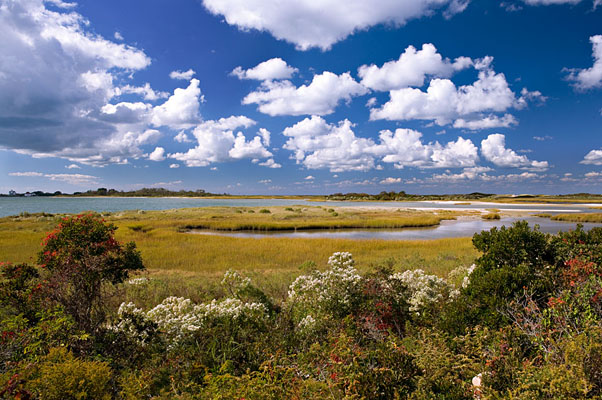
[38, 214, 144, 333]
[0, 263, 41, 321]
[452, 221, 555, 329]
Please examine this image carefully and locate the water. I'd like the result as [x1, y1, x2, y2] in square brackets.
[0, 196, 598, 217]
[1, 197, 599, 240]
[191, 217, 601, 240]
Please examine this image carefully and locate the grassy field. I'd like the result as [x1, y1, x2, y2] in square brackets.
[0, 207, 479, 304]
[158, 205, 458, 231]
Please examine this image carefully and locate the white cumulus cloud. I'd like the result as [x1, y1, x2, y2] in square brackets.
[481, 133, 549, 170]
[358, 43, 472, 91]
[566, 35, 602, 90]
[148, 147, 166, 161]
[202, 0, 470, 50]
[581, 149, 602, 165]
[169, 116, 274, 167]
[232, 58, 298, 81]
[151, 79, 204, 129]
[282, 116, 480, 172]
[170, 69, 196, 80]
[243, 71, 368, 116]
[369, 54, 543, 130]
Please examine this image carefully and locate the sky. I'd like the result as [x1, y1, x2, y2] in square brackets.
[0, 0, 601, 195]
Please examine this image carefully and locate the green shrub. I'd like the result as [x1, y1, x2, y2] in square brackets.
[27, 347, 113, 400]
[454, 221, 555, 329]
[259, 209, 271, 214]
[0, 263, 41, 321]
[38, 214, 144, 333]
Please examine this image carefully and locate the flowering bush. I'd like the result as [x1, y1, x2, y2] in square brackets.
[287, 252, 362, 321]
[127, 277, 149, 285]
[389, 269, 453, 315]
[113, 287, 269, 349]
[110, 302, 157, 345]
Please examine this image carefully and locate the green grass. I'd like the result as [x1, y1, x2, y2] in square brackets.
[550, 213, 602, 223]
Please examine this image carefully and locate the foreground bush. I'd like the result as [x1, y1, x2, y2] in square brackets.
[1, 220, 601, 398]
[38, 214, 144, 333]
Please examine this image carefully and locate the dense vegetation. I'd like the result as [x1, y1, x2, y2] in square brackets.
[1, 215, 602, 398]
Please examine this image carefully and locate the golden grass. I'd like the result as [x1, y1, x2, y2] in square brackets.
[534, 213, 552, 218]
[159, 206, 456, 231]
[550, 213, 602, 223]
[482, 213, 501, 220]
[0, 208, 477, 277]
[1, 208, 481, 307]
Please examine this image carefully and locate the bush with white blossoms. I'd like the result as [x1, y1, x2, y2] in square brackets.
[112, 296, 269, 347]
[448, 264, 477, 289]
[221, 269, 251, 296]
[389, 269, 453, 314]
[127, 277, 149, 285]
[297, 314, 317, 335]
[287, 252, 362, 320]
[109, 301, 157, 345]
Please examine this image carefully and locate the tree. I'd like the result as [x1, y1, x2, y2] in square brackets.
[38, 214, 144, 333]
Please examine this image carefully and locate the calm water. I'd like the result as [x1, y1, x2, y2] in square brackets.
[191, 217, 601, 240]
[1, 197, 599, 239]
[0, 196, 597, 217]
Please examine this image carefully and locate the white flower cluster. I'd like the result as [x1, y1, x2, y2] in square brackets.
[196, 298, 267, 321]
[297, 315, 316, 334]
[390, 269, 451, 314]
[327, 251, 355, 269]
[221, 269, 251, 294]
[146, 297, 202, 342]
[127, 277, 149, 285]
[462, 264, 477, 289]
[112, 296, 268, 346]
[109, 302, 155, 345]
[288, 252, 361, 316]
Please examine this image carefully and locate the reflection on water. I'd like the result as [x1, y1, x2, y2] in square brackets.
[190, 217, 601, 240]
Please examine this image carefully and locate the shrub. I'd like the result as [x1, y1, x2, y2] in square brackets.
[38, 214, 144, 333]
[459, 221, 555, 328]
[259, 209, 271, 214]
[0, 263, 41, 321]
[26, 347, 113, 400]
[286, 252, 362, 323]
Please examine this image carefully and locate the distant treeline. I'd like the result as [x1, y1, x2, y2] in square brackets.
[326, 191, 495, 201]
[1, 188, 227, 197]
[326, 191, 602, 202]
[72, 188, 227, 197]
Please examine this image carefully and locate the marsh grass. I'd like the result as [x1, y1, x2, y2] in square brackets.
[165, 206, 455, 232]
[1, 207, 478, 304]
[482, 213, 501, 220]
[550, 213, 602, 223]
[533, 213, 552, 218]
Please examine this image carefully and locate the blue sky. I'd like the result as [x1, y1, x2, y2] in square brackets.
[0, 0, 601, 195]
